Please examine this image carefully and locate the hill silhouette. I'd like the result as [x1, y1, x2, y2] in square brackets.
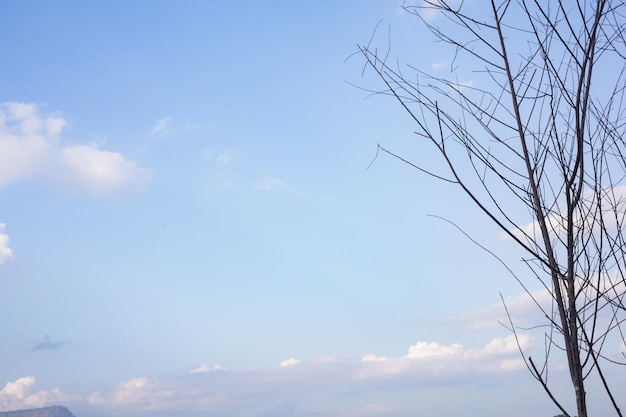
[0, 406, 75, 417]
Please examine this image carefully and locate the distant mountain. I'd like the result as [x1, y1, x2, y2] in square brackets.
[0, 406, 76, 417]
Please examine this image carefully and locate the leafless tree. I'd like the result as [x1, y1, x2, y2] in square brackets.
[357, 1, 626, 417]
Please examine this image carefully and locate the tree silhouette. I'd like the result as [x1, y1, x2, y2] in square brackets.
[358, 1, 626, 416]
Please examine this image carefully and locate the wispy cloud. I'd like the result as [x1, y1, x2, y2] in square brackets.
[254, 177, 305, 198]
[437, 289, 552, 330]
[0, 102, 151, 197]
[151, 116, 173, 136]
[256, 177, 288, 191]
[202, 148, 236, 165]
[151, 116, 198, 137]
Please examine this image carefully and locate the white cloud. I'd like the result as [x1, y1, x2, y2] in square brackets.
[202, 148, 235, 165]
[478, 334, 527, 357]
[431, 61, 448, 70]
[87, 377, 174, 411]
[279, 357, 301, 367]
[0, 223, 13, 265]
[418, 3, 441, 21]
[188, 364, 226, 374]
[440, 289, 552, 330]
[255, 177, 305, 197]
[499, 357, 527, 371]
[84, 391, 104, 405]
[53, 144, 151, 196]
[151, 116, 173, 136]
[0, 102, 151, 196]
[0, 377, 34, 399]
[510, 185, 626, 245]
[152, 117, 199, 137]
[217, 153, 231, 165]
[86, 374, 238, 415]
[360, 334, 529, 378]
[112, 377, 172, 409]
[45, 116, 66, 138]
[256, 177, 287, 191]
[0, 377, 78, 411]
[406, 341, 463, 358]
[362, 341, 464, 363]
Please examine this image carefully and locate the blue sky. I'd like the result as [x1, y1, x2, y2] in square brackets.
[0, 1, 624, 417]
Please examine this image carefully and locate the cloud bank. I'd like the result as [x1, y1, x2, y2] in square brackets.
[0, 102, 151, 196]
[0, 334, 540, 416]
[359, 334, 529, 379]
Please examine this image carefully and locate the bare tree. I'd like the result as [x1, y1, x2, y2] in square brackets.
[357, 1, 626, 417]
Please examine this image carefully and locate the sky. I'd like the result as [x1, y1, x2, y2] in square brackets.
[0, 1, 624, 417]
